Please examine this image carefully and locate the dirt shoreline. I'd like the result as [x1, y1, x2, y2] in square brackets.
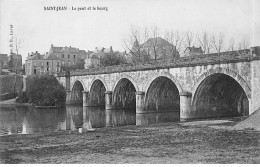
[0, 118, 259, 164]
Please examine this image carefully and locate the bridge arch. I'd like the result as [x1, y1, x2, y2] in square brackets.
[144, 74, 181, 114]
[89, 79, 107, 107]
[112, 74, 139, 92]
[112, 77, 137, 109]
[192, 67, 251, 99]
[71, 79, 86, 91]
[192, 67, 251, 118]
[71, 80, 84, 104]
[144, 72, 183, 94]
[89, 76, 108, 92]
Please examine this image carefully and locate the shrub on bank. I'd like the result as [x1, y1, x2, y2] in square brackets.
[26, 75, 66, 106]
[16, 91, 29, 103]
[0, 74, 23, 100]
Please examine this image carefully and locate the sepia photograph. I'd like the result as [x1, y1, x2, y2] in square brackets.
[0, 0, 260, 164]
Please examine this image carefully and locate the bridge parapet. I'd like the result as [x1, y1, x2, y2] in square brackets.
[57, 48, 259, 77]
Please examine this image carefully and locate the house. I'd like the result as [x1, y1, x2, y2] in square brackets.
[84, 53, 100, 69]
[0, 54, 9, 68]
[48, 44, 87, 67]
[129, 37, 179, 63]
[9, 53, 22, 70]
[25, 51, 61, 75]
[183, 46, 203, 57]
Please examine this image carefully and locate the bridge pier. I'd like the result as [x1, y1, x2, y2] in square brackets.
[105, 109, 114, 127]
[136, 91, 145, 126]
[82, 91, 90, 107]
[136, 91, 145, 114]
[105, 91, 113, 110]
[179, 91, 192, 120]
[66, 90, 72, 104]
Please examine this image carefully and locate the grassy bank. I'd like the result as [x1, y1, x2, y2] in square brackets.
[0, 118, 259, 164]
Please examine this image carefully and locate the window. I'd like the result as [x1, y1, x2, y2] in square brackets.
[47, 67, 49, 71]
[73, 61, 75, 65]
[62, 61, 65, 65]
[68, 54, 70, 59]
[74, 55, 76, 59]
[57, 62, 59, 66]
[47, 62, 49, 66]
[62, 54, 64, 58]
[68, 61, 70, 66]
[34, 69, 36, 74]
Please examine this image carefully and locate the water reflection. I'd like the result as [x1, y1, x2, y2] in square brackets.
[0, 105, 180, 136]
[0, 106, 66, 136]
[65, 106, 136, 130]
[136, 111, 180, 125]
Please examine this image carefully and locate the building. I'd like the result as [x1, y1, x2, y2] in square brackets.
[48, 44, 87, 67]
[9, 53, 22, 70]
[25, 51, 61, 75]
[183, 46, 203, 57]
[0, 54, 9, 68]
[84, 46, 125, 68]
[84, 53, 100, 69]
[0, 54, 9, 74]
[129, 37, 179, 63]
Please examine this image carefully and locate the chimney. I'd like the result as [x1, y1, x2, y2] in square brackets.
[51, 44, 53, 47]
[46, 52, 48, 55]
[36, 51, 38, 54]
[28, 53, 30, 56]
[110, 46, 112, 52]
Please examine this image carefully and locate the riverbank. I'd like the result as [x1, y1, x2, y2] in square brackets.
[0, 117, 259, 164]
[0, 98, 32, 108]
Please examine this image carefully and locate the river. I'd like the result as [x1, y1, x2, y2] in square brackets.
[0, 105, 179, 136]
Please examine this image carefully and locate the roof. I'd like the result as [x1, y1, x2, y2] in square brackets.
[62, 46, 79, 53]
[79, 50, 87, 55]
[51, 46, 63, 53]
[50, 45, 87, 54]
[27, 53, 44, 60]
[0, 54, 8, 61]
[142, 37, 172, 48]
[87, 53, 100, 60]
[27, 52, 61, 61]
[43, 53, 61, 60]
[185, 46, 203, 53]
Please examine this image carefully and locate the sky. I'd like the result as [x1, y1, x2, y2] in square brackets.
[0, 0, 260, 63]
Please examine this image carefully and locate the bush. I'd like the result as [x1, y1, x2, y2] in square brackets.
[0, 74, 23, 96]
[26, 75, 66, 106]
[16, 91, 29, 103]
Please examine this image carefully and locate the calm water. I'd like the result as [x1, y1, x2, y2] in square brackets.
[0, 105, 180, 136]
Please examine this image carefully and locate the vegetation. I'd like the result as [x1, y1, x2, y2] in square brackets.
[24, 75, 66, 106]
[61, 58, 85, 71]
[0, 74, 23, 100]
[100, 52, 127, 67]
[16, 91, 29, 103]
[123, 25, 251, 61]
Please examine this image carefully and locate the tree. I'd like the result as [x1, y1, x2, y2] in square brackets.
[184, 31, 195, 48]
[227, 38, 236, 51]
[26, 75, 66, 106]
[164, 30, 184, 58]
[14, 35, 22, 55]
[148, 26, 161, 61]
[211, 32, 225, 54]
[238, 38, 250, 50]
[123, 26, 149, 62]
[100, 52, 126, 67]
[197, 31, 212, 54]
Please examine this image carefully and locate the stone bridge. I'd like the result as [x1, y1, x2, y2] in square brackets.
[57, 47, 260, 125]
